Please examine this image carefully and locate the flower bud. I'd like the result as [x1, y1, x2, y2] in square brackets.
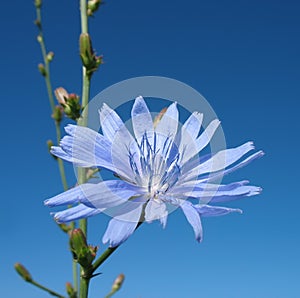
[111, 274, 125, 292]
[34, 19, 41, 28]
[46, 51, 54, 62]
[37, 35, 43, 43]
[79, 33, 102, 74]
[14, 263, 33, 282]
[69, 229, 97, 268]
[80, 33, 94, 68]
[55, 88, 81, 120]
[87, 0, 102, 16]
[38, 63, 46, 76]
[66, 282, 76, 298]
[34, 0, 42, 8]
[55, 87, 68, 105]
[52, 106, 63, 123]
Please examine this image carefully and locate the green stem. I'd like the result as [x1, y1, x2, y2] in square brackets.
[55, 122, 68, 191]
[35, 5, 69, 192]
[78, 1, 91, 297]
[92, 247, 118, 274]
[36, 6, 55, 112]
[35, 3, 76, 293]
[79, 275, 90, 298]
[30, 280, 66, 298]
[80, 0, 89, 34]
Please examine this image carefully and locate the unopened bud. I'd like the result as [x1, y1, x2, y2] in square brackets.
[34, 0, 42, 8]
[46, 139, 53, 152]
[52, 106, 63, 123]
[14, 263, 33, 282]
[38, 63, 46, 76]
[55, 88, 81, 120]
[79, 33, 102, 74]
[66, 282, 76, 298]
[80, 33, 94, 68]
[112, 274, 125, 292]
[46, 51, 54, 62]
[37, 35, 43, 43]
[69, 229, 97, 268]
[87, 0, 102, 16]
[34, 19, 41, 28]
[55, 87, 68, 105]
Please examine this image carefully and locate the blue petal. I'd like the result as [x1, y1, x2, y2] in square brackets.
[181, 141, 255, 181]
[204, 150, 265, 183]
[54, 125, 114, 169]
[99, 103, 141, 181]
[178, 112, 203, 165]
[172, 183, 261, 203]
[181, 112, 203, 141]
[102, 202, 144, 247]
[144, 199, 168, 223]
[171, 180, 250, 193]
[180, 201, 203, 242]
[155, 102, 179, 151]
[194, 205, 242, 217]
[45, 180, 144, 208]
[99, 103, 127, 143]
[131, 96, 154, 143]
[53, 204, 102, 223]
[180, 119, 220, 165]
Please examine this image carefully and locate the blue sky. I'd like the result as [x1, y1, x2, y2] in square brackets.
[1, 0, 300, 297]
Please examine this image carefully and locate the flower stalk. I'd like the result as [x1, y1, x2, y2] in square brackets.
[14, 263, 66, 298]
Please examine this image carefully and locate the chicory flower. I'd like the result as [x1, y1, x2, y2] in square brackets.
[45, 96, 263, 247]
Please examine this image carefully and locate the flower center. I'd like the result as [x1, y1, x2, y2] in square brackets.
[129, 132, 181, 198]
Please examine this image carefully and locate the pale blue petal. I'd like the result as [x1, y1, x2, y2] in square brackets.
[102, 202, 144, 247]
[208, 186, 262, 203]
[160, 214, 168, 228]
[45, 180, 144, 208]
[144, 200, 168, 223]
[155, 102, 179, 152]
[54, 204, 102, 223]
[180, 201, 203, 242]
[181, 112, 203, 141]
[173, 184, 261, 203]
[180, 119, 220, 166]
[131, 96, 154, 143]
[204, 150, 265, 183]
[171, 180, 250, 193]
[45, 185, 84, 206]
[178, 112, 203, 165]
[194, 205, 242, 217]
[99, 103, 126, 143]
[182, 142, 255, 181]
[58, 125, 114, 169]
[99, 103, 142, 181]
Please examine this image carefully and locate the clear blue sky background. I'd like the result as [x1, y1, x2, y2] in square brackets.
[1, 0, 299, 297]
